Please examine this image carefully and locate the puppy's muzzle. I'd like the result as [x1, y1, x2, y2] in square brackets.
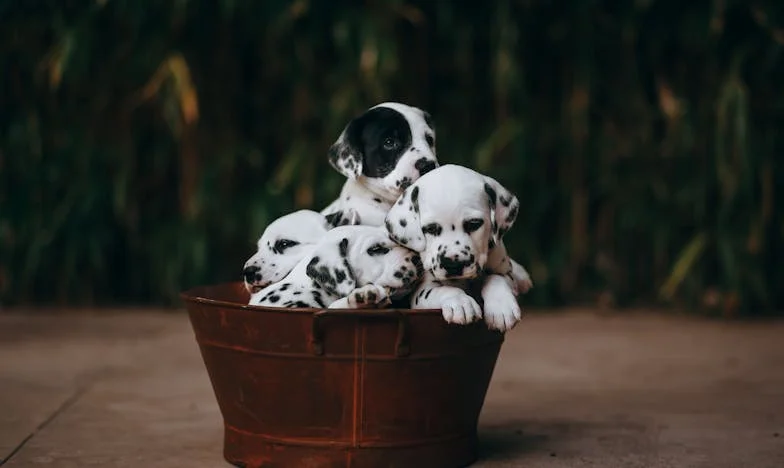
[439, 254, 475, 278]
[243, 265, 267, 292]
[415, 158, 437, 176]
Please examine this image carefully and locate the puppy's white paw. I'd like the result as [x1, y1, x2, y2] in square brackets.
[441, 293, 483, 325]
[483, 293, 522, 332]
[330, 284, 390, 309]
[482, 274, 522, 332]
[349, 284, 391, 308]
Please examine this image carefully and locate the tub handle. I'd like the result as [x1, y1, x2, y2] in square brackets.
[310, 309, 411, 357]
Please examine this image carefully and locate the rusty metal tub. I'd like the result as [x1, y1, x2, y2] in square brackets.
[181, 282, 505, 468]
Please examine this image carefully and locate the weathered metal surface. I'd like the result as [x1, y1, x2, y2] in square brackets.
[181, 282, 504, 468]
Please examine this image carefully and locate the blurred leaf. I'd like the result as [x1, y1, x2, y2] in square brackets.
[660, 232, 708, 300]
[1, 1, 783, 312]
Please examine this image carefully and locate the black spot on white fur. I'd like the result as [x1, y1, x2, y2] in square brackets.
[339, 238, 349, 257]
[484, 183, 497, 207]
[506, 204, 519, 224]
[410, 186, 420, 213]
[325, 211, 343, 227]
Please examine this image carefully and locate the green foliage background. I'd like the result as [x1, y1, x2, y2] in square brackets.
[1, 0, 783, 314]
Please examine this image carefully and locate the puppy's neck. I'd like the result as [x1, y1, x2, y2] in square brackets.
[350, 177, 401, 204]
[334, 179, 396, 227]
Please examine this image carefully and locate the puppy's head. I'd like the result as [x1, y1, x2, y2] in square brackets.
[384, 164, 519, 281]
[328, 102, 438, 202]
[306, 225, 423, 300]
[243, 210, 331, 293]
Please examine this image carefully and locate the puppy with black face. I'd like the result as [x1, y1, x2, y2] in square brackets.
[249, 225, 423, 309]
[321, 102, 438, 228]
[242, 209, 360, 294]
[384, 164, 524, 332]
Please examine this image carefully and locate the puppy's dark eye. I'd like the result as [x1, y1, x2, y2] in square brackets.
[367, 244, 390, 256]
[273, 239, 300, 253]
[463, 218, 484, 234]
[422, 223, 443, 236]
[382, 137, 399, 151]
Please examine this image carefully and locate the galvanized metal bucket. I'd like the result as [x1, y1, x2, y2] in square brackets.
[182, 282, 504, 468]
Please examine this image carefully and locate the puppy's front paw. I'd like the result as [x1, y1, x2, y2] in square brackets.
[483, 294, 521, 332]
[441, 293, 483, 325]
[482, 276, 522, 332]
[344, 284, 391, 308]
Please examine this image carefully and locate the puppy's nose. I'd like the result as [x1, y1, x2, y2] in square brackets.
[243, 265, 260, 283]
[440, 256, 472, 277]
[415, 158, 437, 176]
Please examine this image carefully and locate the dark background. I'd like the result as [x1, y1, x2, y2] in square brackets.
[1, 0, 782, 315]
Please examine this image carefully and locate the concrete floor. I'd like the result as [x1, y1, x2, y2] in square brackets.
[0, 309, 782, 468]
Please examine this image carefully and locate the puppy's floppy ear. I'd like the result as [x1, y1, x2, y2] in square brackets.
[306, 237, 357, 298]
[328, 119, 364, 179]
[385, 185, 426, 252]
[483, 176, 520, 248]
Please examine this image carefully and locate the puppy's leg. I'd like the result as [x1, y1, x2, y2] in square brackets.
[509, 259, 534, 294]
[329, 284, 391, 309]
[481, 273, 522, 332]
[486, 241, 533, 294]
[411, 279, 483, 325]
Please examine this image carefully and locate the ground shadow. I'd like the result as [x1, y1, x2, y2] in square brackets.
[477, 427, 550, 460]
[477, 418, 649, 461]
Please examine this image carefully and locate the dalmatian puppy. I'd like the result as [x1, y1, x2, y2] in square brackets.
[321, 102, 439, 228]
[323, 102, 533, 294]
[384, 164, 524, 332]
[249, 225, 423, 309]
[242, 209, 360, 294]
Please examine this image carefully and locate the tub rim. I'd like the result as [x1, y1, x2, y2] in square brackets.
[180, 282, 445, 316]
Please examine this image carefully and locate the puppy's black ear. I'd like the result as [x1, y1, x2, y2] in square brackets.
[306, 237, 357, 298]
[384, 184, 426, 252]
[328, 117, 364, 179]
[483, 175, 520, 248]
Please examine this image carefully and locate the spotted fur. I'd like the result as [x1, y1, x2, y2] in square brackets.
[249, 225, 423, 309]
